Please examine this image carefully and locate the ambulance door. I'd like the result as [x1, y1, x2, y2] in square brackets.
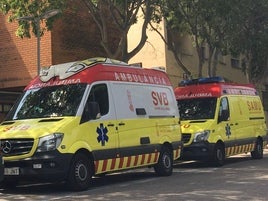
[217, 97, 236, 150]
[227, 96, 250, 153]
[80, 83, 119, 164]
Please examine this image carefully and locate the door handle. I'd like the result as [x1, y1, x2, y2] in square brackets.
[230, 123, 238, 126]
[118, 122, 125, 126]
[107, 123, 115, 127]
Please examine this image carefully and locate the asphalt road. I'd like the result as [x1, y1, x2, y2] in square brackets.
[0, 149, 268, 201]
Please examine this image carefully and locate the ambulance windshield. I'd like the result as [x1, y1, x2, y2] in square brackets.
[6, 84, 87, 120]
[177, 98, 217, 120]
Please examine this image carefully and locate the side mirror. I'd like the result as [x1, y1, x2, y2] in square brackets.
[218, 109, 229, 123]
[88, 102, 101, 120]
[80, 101, 101, 124]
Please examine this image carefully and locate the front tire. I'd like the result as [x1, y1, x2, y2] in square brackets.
[67, 153, 94, 191]
[154, 146, 173, 176]
[211, 143, 225, 167]
[251, 139, 263, 159]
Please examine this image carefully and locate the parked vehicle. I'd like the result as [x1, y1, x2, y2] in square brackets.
[0, 153, 3, 183]
[0, 57, 182, 191]
[174, 77, 268, 166]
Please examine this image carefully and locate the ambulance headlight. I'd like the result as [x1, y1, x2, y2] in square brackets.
[193, 130, 210, 142]
[37, 133, 64, 152]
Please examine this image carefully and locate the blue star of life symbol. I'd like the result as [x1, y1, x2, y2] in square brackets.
[96, 123, 109, 146]
[225, 123, 231, 138]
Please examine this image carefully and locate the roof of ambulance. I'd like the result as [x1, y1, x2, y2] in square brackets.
[25, 57, 171, 90]
[174, 77, 257, 99]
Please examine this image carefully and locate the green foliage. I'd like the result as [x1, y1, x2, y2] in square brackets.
[1, 0, 266, 81]
[0, 0, 155, 62]
[0, 0, 66, 38]
[227, 0, 268, 82]
[158, 0, 268, 82]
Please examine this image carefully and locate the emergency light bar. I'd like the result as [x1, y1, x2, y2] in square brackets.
[179, 76, 225, 86]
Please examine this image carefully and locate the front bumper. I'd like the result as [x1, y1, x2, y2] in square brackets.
[182, 141, 215, 161]
[4, 150, 73, 182]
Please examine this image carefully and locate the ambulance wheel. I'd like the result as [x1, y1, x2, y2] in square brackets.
[211, 143, 225, 166]
[154, 146, 173, 176]
[67, 153, 94, 191]
[251, 139, 263, 159]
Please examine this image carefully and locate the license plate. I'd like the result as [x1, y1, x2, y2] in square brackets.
[4, 167, 19, 175]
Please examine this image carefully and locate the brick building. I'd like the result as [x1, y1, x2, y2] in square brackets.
[0, 3, 120, 121]
[0, 6, 267, 122]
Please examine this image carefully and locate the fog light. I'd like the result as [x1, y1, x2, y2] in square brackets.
[49, 162, 56, 167]
[33, 164, 42, 169]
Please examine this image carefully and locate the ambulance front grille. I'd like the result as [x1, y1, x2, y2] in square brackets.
[182, 133, 191, 144]
[0, 138, 34, 157]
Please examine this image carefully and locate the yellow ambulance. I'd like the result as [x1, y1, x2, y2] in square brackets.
[0, 57, 182, 191]
[174, 77, 268, 166]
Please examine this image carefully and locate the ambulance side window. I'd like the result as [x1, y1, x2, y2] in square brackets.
[218, 97, 230, 122]
[88, 84, 109, 116]
[81, 84, 109, 123]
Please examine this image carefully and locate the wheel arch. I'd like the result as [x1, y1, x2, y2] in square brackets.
[161, 142, 174, 158]
[216, 140, 225, 148]
[256, 136, 263, 143]
[70, 148, 95, 175]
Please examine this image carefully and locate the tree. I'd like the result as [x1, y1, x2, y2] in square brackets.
[156, 0, 268, 82]
[157, 0, 234, 78]
[197, 0, 233, 77]
[81, 0, 157, 62]
[149, 1, 192, 78]
[159, 0, 209, 78]
[0, 0, 66, 38]
[227, 0, 268, 83]
[0, 0, 157, 63]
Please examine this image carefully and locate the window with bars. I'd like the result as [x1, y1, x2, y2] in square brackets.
[0, 104, 12, 113]
[231, 58, 240, 68]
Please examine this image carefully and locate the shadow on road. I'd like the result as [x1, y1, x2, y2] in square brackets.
[174, 154, 253, 169]
[1, 149, 267, 195]
[174, 149, 268, 169]
[0, 170, 157, 194]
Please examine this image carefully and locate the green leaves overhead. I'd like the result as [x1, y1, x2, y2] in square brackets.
[1, 0, 267, 82]
[159, 0, 268, 82]
[0, 0, 66, 38]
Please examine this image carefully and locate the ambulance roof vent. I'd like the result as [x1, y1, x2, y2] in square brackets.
[40, 57, 129, 82]
[103, 58, 128, 65]
[179, 76, 225, 86]
[68, 57, 129, 71]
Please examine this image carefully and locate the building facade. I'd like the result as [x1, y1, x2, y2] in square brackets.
[0, 2, 114, 121]
[128, 20, 249, 88]
[0, 8, 267, 122]
[128, 19, 268, 122]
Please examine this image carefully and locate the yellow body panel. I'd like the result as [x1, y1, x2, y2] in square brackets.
[1, 116, 182, 173]
[181, 95, 267, 158]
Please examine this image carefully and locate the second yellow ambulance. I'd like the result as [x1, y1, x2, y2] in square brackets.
[0, 57, 182, 190]
[174, 77, 268, 166]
